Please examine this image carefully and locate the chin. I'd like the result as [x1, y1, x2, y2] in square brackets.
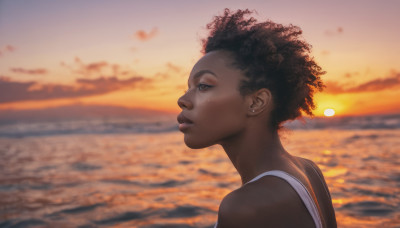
[184, 135, 215, 149]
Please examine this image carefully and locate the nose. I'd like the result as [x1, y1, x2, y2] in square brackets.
[177, 92, 193, 110]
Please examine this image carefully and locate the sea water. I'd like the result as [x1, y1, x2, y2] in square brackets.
[0, 119, 399, 227]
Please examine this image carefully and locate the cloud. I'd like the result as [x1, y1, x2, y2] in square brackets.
[85, 62, 108, 73]
[152, 62, 184, 80]
[73, 58, 109, 75]
[61, 58, 129, 78]
[321, 50, 330, 56]
[76, 76, 147, 90]
[324, 72, 400, 94]
[324, 27, 344, 37]
[0, 76, 151, 104]
[134, 27, 158, 41]
[166, 62, 181, 73]
[343, 71, 359, 79]
[0, 45, 16, 57]
[5, 45, 15, 52]
[10, 67, 48, 75]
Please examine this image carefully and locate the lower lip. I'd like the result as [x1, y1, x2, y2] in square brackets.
[179, 123, 193, 131]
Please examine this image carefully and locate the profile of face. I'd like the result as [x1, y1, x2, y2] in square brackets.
[177, 50, 250, 149]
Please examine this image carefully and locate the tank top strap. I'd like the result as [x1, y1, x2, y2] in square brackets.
[244, 170, 323, 228]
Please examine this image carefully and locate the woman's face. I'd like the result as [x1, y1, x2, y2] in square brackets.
[177, 50, 249, 149]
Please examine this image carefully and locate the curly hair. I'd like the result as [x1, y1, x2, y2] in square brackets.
[202, 9, 325, 130]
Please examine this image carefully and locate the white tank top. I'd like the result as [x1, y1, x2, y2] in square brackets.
[214, 170, 323, 228]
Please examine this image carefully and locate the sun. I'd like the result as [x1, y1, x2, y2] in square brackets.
[324, 108, 335, 117]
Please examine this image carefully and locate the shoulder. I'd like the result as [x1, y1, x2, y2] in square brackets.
[216, 176, 312, 228]
[299, 156, 336, 205]
[303, 158, 323, 173]
[300, 158, 329, 184]
[298, 157, 327, 182]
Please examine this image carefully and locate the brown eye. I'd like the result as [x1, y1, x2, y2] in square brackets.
[197, 83, 212, 91]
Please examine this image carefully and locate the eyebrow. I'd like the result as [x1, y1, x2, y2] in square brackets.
[193, 69, 218, 79]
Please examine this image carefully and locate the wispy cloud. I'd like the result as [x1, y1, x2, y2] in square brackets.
[61, 58, 135, 78]
[61, 58, 109, 76]
[0, 76, 151, 103]
[10, 67, 48, 75]
[324, 27, 343, 37]
[133, 27, 158, 41]
[166, 62, 181, 73]
[324, 71, 400, 94]
[0, 45, 16, 57]
[343, 71, 360, 79]
[320, 50, 330, 56]
[152, 62, 185, 80]
[5, 45, 15, 52]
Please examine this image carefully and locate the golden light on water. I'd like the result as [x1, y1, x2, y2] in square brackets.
[324, 108, 336, 117]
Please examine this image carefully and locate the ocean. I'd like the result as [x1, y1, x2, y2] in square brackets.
[0, 115, 399, 227]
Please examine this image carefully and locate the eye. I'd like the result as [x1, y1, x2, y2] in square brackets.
[197, 83, 213, 91]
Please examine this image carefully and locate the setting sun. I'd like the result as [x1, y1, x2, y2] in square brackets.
[324, 108, 336, 117]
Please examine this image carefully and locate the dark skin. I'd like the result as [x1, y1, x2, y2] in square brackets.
[177, 50, 337, 228]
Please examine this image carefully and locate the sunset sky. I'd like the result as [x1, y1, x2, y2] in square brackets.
[1, 0, 400, 117]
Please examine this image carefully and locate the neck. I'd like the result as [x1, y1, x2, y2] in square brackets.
[220, 127, 290, 185]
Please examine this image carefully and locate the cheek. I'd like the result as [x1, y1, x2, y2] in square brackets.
[201, 95, 245, 128]
[184, 92, 246, 148]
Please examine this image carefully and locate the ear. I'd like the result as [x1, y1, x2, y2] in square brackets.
[247, 88, 273, 116]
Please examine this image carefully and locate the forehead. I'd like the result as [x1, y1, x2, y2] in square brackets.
[189, 50, 244, 80]
[192, 51, 234, 71]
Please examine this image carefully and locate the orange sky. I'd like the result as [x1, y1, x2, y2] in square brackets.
[1, 0, 400, 117]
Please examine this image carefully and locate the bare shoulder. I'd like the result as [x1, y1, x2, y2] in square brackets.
[216, 176, 315, 228]
[298, 157, 332, 198]
[300, 157, 325, 177]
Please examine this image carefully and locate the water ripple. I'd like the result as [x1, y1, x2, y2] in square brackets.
[340, 201, 396, 217]
[1, 219, 47, 228]
[159, 205, 215, 218]
[93, 211, 145, 225]
[59, 203, 106, 214]
[71, 162, 102, 171]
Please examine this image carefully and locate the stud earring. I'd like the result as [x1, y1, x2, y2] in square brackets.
[252, 109, 255, 113]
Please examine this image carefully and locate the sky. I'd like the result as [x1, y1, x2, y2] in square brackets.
[1, 0, 400, 117]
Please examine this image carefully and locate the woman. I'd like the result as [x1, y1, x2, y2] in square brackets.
[177, 9, 337, 228]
